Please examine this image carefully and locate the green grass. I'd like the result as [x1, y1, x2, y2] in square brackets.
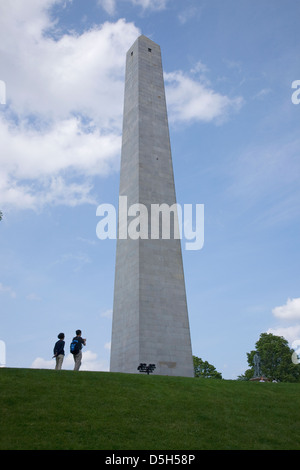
[0, 368, 300, 450]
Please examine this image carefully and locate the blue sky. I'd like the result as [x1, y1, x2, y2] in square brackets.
[1, 0, 300, 378]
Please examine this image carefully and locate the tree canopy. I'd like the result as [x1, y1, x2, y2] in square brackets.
[193, 355, 222, 379]
[243, 333, 300, 382]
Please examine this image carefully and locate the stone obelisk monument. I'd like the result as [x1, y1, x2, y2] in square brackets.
[110, 35, 194, 377]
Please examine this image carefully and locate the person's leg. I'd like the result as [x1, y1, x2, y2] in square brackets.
[55, 354, 64, 370]
[58, 354, 64, 370]
[73, 351, 82, 371]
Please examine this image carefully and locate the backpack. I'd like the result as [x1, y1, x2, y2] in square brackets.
[70, 338, 80, 355]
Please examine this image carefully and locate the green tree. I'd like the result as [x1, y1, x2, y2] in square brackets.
[245, 333, 300, 382]
[0, 211, 2, 221]
[193, 355, 222, 379]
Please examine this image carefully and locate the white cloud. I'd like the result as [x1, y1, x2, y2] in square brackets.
[0, 80, 6, 105]
[253, 88, 272, 100]
[268, 298, 300, 346]
[0, 115, 121, 209]
[0, 1, 241, 212]
[26, 293, 41, 301]
[101, 308, 113, 318]
[98, 0, 169, 14]
[31, 350, 109, 371]
[178, 6, 202, 24]
[31, 356, 54, 369]
[98, 0, 117, 15]
[272, 298, 300, 321]
[230, 139, 300, 199]
[0, 117, 121, 180]
[80, 350, 109, 371]
[0, 282, 16, 298]
[0, 0, 140, 210]
[52, 252, 92, 272]
[267, 325, 300, 345]
[165, 70, 243, 124]
[131, 0, 168, 10]
[227, 135, 300, 227]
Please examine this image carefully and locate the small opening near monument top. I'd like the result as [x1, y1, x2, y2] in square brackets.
[131, 51, 133, 56]
[148, 48, 152, 52]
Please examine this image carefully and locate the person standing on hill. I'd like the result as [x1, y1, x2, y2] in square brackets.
[72, 329, 86, 371]
[53, 332, 65, 370]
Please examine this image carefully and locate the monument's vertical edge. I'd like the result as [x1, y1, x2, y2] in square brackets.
[110, 35, 194, 377]
[110, 36, 140, 373]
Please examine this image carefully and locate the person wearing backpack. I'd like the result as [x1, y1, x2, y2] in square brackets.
[70, 329, 86, 371]
[53, 332, 65, 370]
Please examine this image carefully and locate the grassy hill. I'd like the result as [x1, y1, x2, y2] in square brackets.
[0, 368, 299, 450]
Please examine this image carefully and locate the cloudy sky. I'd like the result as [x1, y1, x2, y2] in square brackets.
[1, 0, 300, 378]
